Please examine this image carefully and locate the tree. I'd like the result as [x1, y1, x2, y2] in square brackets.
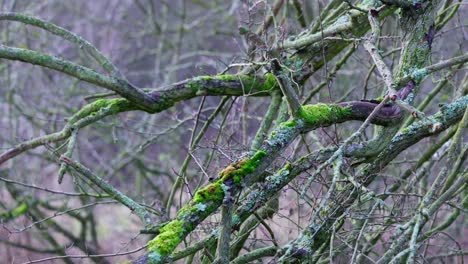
[0, 0, 466, 263]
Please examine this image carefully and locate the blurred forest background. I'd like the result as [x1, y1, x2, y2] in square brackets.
[0, 0, 466, 263]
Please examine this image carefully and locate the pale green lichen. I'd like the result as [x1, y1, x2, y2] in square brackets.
[195, 203, 207, 212]
[298, 104, 351, 126]
[358, 0, 382, 9]
[267, 120, 299, 147]
[147, 252, 162, 263]
[407, 67, 428, 83]
[147, 220, 184, 258]
[232, 214, 241, 226]
[266, 164, 290, 187]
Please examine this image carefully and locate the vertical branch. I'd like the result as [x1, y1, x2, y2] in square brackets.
[363, 10, 397, 99]
[270, 59, 301, 117]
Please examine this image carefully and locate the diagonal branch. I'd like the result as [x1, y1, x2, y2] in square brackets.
[0, 45, 156, 112]
[270, 59, 301, 117]
[59, 156, 158, 228]
[363, 10, 398, 99]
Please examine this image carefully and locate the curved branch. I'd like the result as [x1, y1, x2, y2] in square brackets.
[0, 45, 156, 112]
[0, 75, 277, 165]
[0, 12, 121, 76]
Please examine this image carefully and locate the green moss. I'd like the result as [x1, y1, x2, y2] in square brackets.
[0, 201, 28, 220]
[298, 104, 351, 126]
[401, 127, 409, 133]
[148, 220, 184, 257]
[218, 150, 266, 184]
[251, 150, 267, 163]
[375, 96, 385, 102]
[10, 201, 28, 217]
[193, 181, 224, 205]
[188, 74, 278, 94]
[68, 98, 135, 124]
[282, 120, 296, 128]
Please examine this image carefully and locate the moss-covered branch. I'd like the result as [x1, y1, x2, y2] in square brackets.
[0, 98, 137, 165]
[279, 95, 467, 261]
[0, 74, 277, 165]
[0, 45, 278, 113]
[142, 93, 427, 262]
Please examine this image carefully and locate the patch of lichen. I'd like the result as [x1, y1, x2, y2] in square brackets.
[267, 120, 300, 148]
[297, 104, 351, 126]
[147, 220, 184, 257]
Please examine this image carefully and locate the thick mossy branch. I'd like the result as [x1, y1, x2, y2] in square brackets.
[297, 99, 411, 129]
[298, 104, 352, 127]
[0, 45, 277, 114]
[145, 98, 416, 261]
[146, 150, 268, 262]
[68, 98, 137, 124]
[154, 73, 277, 107]
[187, 73, 277, 95]
[0, 74, 277, 166]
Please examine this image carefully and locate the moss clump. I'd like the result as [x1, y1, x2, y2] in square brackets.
[375, 96, 385, 102]
[282, 120, 296, 128]
[193, 181, 224, 205]
[148, 220, 184, 257]
[298, 104, 351, 126]
[218, 150, 267, 184]
[69, 98, 135, 124]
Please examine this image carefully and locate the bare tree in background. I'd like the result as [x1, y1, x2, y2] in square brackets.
[0, 0, 467, 263]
